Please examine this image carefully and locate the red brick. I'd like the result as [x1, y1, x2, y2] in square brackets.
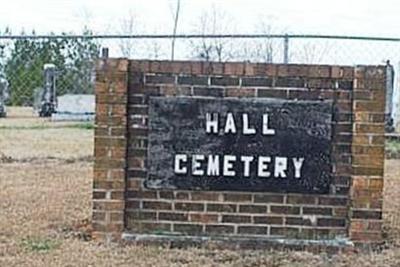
[331, 66, 341, 78]
[350, 231, 382, 242]
[93, 180, 124, 190]
[341, 67, 354, 78]
[191, 192, 220, 201]
[175, 202, 204, 211]
[355, 123, 384, 134]
[128, 222, 171, 233]
[93, 169, 114, 181]
[126, 211, 157, 220]
[307, 78, 336, 89]
[257, 88, 287, 98]
[223, 193, 252, 202]
[238, 226, 268, 235]
[142, 201, 172, 210]
[110, 191, 124, 200]
[352, 166, 384, 176]
[225, 88, 255, 97]
[244, 63, 256, 76]
[270, 227, 300, 237]
[242, 77, 273, 87]
[158, 191, 174, 199]
[210, 76, 239, 86]
[318, 197, 348, 206]
[265, 64, 278, 76]
[193, 87, 224, 97]
[270, 205, 300, 215]
[238, 205, 267, 214]
[302, 207, 332, 216]
[288, 89, 333, 100]
[287, 195, 316, 205]
[354, 101, 385, 112]
[254, 194, 284, 204]
[92, 222, 124, 232]
[205, 225, 234, 234]
[317, 218, 346, 227]
[275, 77, 305, 88]
[125, 190, 157, 199]
[125, 200, 140, 209]
[189, 213, 219, 223]
[286, 65, 309, 77]
[159, 212, 188, 221]
[161, 85, 192, 96]
[308, 66, 331, 78]
[224, 62, 245, 75]
[175, 191, 190, 200]
[110, 212, 124, 222]
[129, 60, 150, 72]
[173, 224, 203, 234]
[352, 210, 382, 220]
[253, 216, 283, 225]
[286, 217, 313, 226]
[222, 215, 251, 223]
[93, 201, 124, 211]
[353, 90, 372, 100]
[92, 211, 106, 221]
[207, 203, 237, 213]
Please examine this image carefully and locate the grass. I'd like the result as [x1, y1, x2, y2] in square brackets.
[386, 139, 400, 154]
[21, 237, 61, 253]
[1, 107, 400, 266]
[0, 122, 94, 130]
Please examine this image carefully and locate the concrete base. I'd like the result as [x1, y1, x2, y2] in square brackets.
[122, 233, 355, 254]
[0, 106, 6, 118]
[52, 112, 95, 121]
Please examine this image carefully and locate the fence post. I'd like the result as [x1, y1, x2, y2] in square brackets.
[0, 78, 8, 117]
[283, 34, 289, 64]
[101, 47, 109, 59]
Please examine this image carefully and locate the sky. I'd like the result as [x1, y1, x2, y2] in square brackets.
[0, 0, 399, 123]
[0, 0, 399, 37]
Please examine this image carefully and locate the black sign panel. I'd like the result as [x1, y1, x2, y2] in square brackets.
[146, 97, 332, 194]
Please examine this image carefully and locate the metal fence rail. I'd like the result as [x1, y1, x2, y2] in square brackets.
[0, 33, 399, 126]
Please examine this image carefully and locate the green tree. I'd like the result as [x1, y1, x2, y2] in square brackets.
[4, 30, 99, 106]
[0, 27, 11, 80]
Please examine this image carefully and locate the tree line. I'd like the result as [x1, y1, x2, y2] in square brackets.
[0, 28, 99, 106]
[0, 3, 327, 106]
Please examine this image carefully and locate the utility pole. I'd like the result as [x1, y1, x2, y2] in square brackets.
[283, 34, 289, 64]
[171, 0, 181, 61]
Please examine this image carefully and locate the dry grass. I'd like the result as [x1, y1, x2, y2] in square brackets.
[1, 107, 400, 267]
[0, 107, 93, 161]
[0, 128, 93, 160]
[383, 159, 400, 241]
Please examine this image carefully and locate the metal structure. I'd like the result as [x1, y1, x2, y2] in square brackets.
[0, 77, 9, 117]
[386, 61, 395, 132]
[38, 64, 57, 117]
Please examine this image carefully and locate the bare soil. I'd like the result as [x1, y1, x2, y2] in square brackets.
[1, 107, 400, 267]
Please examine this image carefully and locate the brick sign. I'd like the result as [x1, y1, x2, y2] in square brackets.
[93, 60, 387, 246]
[147, 97, 332, 193]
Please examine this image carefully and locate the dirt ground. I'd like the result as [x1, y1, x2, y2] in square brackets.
[1, 107, 400, 267]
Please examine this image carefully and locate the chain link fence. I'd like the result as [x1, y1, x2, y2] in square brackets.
[0, 35, 98, 107]
[0, 34, 399, 126]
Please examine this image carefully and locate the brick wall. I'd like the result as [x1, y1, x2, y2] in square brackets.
[93, 59, 128, 242]
[92, 59, 386, 246]
[350, 66, 386, 244]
